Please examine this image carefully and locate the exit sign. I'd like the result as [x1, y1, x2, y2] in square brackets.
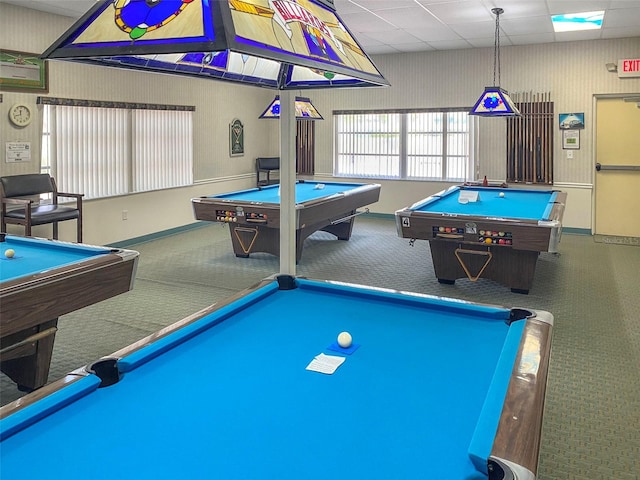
[618, 58, 640, 78]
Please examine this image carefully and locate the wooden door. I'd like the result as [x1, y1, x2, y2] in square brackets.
[594, 97, 640, 237]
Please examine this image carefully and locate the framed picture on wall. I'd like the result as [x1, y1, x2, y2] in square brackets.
[229, 118, 244, 157]
[562, 129, 580, 149]
[0, 49, 49, 93]
[559, 112, 584, 130]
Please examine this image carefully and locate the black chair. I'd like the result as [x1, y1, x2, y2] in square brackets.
[0, 173, 83, 242]
[256, 157, 280, 187]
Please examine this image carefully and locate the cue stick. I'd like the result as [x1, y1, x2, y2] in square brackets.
[549, 92, 552, 182]
[536, 92, 542, 183]
[529, 91, 534, 183]
[507, 105, 517, 182]
[525, 91, 530, 183]
[0, 327, 58, 355]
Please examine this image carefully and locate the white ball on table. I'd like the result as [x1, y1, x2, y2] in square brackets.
[337, 331, 352, 348]
[499, 192, 505, 198]
[5, 249, 15, 258]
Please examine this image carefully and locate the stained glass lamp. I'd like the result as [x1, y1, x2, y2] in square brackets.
[469, 8, 520, 117]
[259, 96, 323, 120]
[40, 0, 389, 278]
[470, 86, 520, 116]
[41, 0, 389, 90]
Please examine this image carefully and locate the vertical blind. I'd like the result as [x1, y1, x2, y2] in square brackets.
[132, 109, 193, 192]
[42, 101, 193, 200]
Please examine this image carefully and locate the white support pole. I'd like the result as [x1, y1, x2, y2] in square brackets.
[279, 90, 297, 275]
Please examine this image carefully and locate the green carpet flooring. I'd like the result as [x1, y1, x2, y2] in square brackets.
[1, 217, 639, 479]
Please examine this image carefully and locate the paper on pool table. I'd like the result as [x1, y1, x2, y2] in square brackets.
[459, 190, 480, 203]
[306, 353, 346, 374]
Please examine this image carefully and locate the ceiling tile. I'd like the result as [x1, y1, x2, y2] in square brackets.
[546, 1, 611, 15]
[405, 24, 462, 42]
[374, 6, 442, 29]
[449, 20, 496, 38]
[500, 16, 554, 36]
[602, 7, 640, 28]
[421, 0, 493, 24]
[426, 39, 475, 50]
[508, 32, 557, 46]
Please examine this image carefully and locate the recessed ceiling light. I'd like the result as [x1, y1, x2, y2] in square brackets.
[551, 11, 604, 32]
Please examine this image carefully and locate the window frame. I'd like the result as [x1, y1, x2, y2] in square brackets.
[333, 108, 476, 182]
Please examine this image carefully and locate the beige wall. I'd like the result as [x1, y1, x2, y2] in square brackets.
[2, 3, 639, 244]
[310, 38, 640, 230]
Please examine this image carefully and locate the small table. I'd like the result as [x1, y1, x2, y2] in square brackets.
[192, 180, 381, 262]
[0, 234, 139, 390]
[396, 185, 567, 293]
[0, 275, 553, 480]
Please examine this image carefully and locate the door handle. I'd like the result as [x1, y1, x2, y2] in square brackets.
[595, 163, 640, 172]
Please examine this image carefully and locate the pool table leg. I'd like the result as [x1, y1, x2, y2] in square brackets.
[429, 241, 539, 293]
[0, 319, 58, 391]
[319, 215, 356, 240]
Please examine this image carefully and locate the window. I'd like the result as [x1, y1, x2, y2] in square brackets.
[41, 101, 193, 200]
[334, 110, 474, 181]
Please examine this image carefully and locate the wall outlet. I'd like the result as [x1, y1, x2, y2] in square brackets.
[122, 210, 128, 220]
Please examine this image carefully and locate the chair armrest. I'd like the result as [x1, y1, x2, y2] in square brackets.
[56, 192, 84, 200]
[1, 198, 33, 205]
[54, 192, 84, 208]
[0, 197, 32, 224]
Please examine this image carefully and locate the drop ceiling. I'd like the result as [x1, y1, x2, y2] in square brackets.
[1, 0, 639, 54]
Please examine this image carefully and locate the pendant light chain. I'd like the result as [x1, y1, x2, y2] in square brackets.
[492, 7, 504, 87]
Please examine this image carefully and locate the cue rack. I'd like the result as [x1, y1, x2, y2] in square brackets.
[506, 92, 554, 185]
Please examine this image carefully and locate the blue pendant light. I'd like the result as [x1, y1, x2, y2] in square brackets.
[259, 96, 323, 120]
[469, 8, 521, 117]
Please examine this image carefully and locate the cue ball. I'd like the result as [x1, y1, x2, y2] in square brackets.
[4, 249, 15, 258]
[337, 331, 352, 348]
[499, 192, 505, 197]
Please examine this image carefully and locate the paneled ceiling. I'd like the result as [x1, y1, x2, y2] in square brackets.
[1, 0, 639, 54]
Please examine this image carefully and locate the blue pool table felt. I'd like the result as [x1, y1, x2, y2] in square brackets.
[412, 186, 559, 221]
[0, 279, 521, 479]
[1, 236, 112, 283]
[209, 181, 367, 204]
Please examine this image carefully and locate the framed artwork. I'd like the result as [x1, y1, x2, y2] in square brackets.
[559, 112, 584, 130]
[0, 49, 49, 93]
[562, 129, 580, 149]
[229, 118, 244, 157]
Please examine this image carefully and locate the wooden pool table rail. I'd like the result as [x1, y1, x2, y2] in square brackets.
[0, 243, 139, 390]
[489, 310, 553, 480]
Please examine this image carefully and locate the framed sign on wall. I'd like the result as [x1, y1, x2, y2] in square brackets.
[0, 50, 49, 93]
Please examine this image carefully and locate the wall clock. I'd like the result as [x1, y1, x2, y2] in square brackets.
[9, 103, 32, 127]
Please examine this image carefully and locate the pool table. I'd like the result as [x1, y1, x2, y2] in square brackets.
[396, 185, 567, 293]
[0, 275, 553, 480]
[0, 234, 139, 391]
[192, 180, 381, 262]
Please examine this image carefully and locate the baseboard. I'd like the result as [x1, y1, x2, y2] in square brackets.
[563, 227, 591, 236]
[108, 222, 210, 248]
